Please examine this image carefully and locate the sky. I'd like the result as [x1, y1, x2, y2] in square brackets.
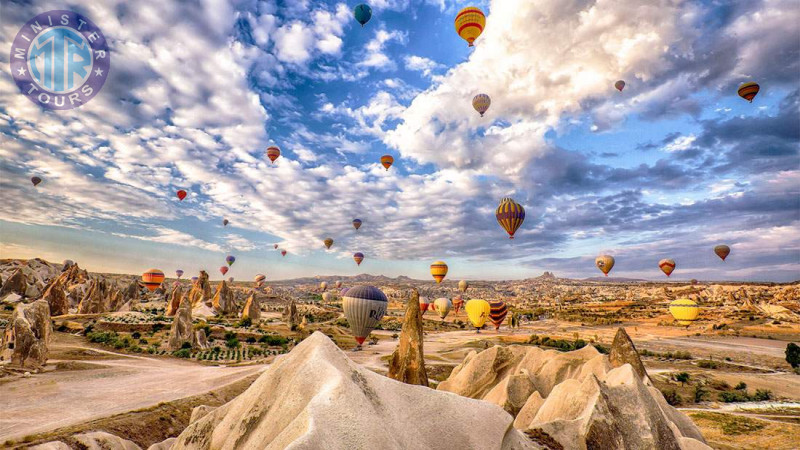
[1, 0, 798, 282]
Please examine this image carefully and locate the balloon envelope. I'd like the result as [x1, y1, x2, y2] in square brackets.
[659, 259, 676, 277]
[226, 255, 235, 266]
[322, 292, 332, 302]
[615, 80, 625, 91]
[228, 277, 234, 283]
[472, 94, 491, 116]
[496, 198, 525, 239]
[320, 281, 328, 291]
[220, 266, 228, 276]
[223, 219, 229, 226]
[353, 252, 364, 266]
[343, 285, 387, 345]
[176, 190, 187, 201]
[669, 299, 699, 326]
[281, 250, 287, 257]
[714, 245, 730, 261]
[453, 296, 464, 314]
[454, 7, 485, 47]
[335, 281, 342, 288]
[737, 82, 759, 102]
[324, 238, 334, 249]
[458, 280, 468, 293]
[352, 219, 362, 230]
[175, 269, 184, 278]
[255, 274, 266, 283]
[266, 146, 281, 163]
[142, 269, 165, 292]
[489, 301, 508, 330]
[434, 298, 452, 320]
[354, 4, 372, 26]
[31, 176, 42, 186]
[430, 260, 448, 283]
[595, 255, 615, 276]
[465, 299, 490, 329]
[419, 296, 431, 315]
[380, 155, 394, 170]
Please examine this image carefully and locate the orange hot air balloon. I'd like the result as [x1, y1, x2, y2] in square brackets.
[176, 190, 187, 201]
[324, 238, 334, 249]
[659, 258, 676, 277]
[353, 252, 364, 266]
[380, 155, 394, 170]
[430, 261, 448, 283]
[737, 82, 759, 102]
[714, 245, 730, 261]
[454, 7, 485, 47]
[595, 255, 615, 276]
[266, 146, 281, 164]
[142, 269, 165, 292]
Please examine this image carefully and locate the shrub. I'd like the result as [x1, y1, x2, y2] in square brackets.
[593, 343, 609, 354]
[87, 331, 117, 344]
[786, 343, 800, 368]
[259, 334, 288, 346]
[237, 317, 253, 328]
[224, 331, 237, 341]
[674, 372, 691, 386]
[173, 348, 192, 358]
[753, 389, 772, 401]
[131, 331, 141, 339]
[152, 323, 165, 333]
[735, 382, 747, 391]
[226, 338, 239, 348]
[694, 385, 708, 403]
[246, 337, 256, 344]
[697, 360, 719, 369]
[719, 391, 749, 403]
[661, 388, 681, 406]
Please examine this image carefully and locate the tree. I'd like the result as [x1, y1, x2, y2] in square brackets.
[786, 343, 800, 368]
[674, 372, 691, 386]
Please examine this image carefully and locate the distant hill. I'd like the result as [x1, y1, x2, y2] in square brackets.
[271, 273, 427, 285]
[582, 276, 648, 283]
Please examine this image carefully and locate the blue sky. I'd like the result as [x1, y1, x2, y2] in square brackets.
[1, 0, 798, 282]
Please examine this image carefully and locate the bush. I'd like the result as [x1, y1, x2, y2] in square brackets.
[226, 338, 240, 348]
[152, 323, 165, 333]
[132, 331, 141, 339]
[224, 331, 237, 341]
[173, 348, 192, 358]
[181, 341, 192, 349]
[259, 334, 289, 346]
[697, 360, 719, 369]
[246, 337, 256, 344]
[87, 331, 117, 344]
[735, 382, 747, 391]
[753, 389, 772, 401]
[594, 343, 609, 354]
[719, 391, 749, 403]
[661, 388, 681, 406]
[694, 385, 708, 403]
[237, 317, 253, 328]
[674, 372, 691, 386]
[786, 343, 800, 368]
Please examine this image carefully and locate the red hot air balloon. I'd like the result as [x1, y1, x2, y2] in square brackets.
[615, 80, 625, 92]
[267, 146, 281, 164]
[281, 250, 287, 257]
[714, 245, 731, 261]
[220, 266, 229, 276]
[353, 252, 364, 266]
[176, 190, 187, 201]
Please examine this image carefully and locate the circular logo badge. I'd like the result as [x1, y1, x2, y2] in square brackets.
[10, 10, 110, 110]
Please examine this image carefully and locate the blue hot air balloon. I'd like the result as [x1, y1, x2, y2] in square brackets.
[354, 4, 372, 27]
[226, 255, 236, 266]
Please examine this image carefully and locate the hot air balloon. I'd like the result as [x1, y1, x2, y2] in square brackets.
[266, 146, 281, 164]
[142, 269, 165, 292]
[669, 299, 699, 326]
[322, 292, 332, 302]
[352, 219, 362, 230]
[737, 82, 759, 102]
[458, 280, 468, 293]
[255, 274, 266, 284]
[380, 155, 394, 170]
[454, 6, 485, 47]
[615, 80, 625, 92]
[226, 255, 235, 266]
[336, 280, 342, 288]
[496, 198, 525, 239]
[281, 250, 287, 257]
[453, 296, 464, 314]
[320, 281, 328, 291]
[595, 255, 615, 276]
[714, 245, 730, 261]
[62, 259, 74, 269]
[228, 277, 234, 283]
[220, 266, 229, 276]
[354, 3, 372, 27]
[472, 94, 491, 117]
[31, 176, 42, 187]
[340, 287, 350, 297]
[343, 285, 387, 347]
[324, 238, 334, 249]
[223, 219, 229, 226]
[659, 258, 676, 277]
[353, 252, 364, 266]
[191, 276, 199, 283]
[175, 269, 184, 279]
[274, 244, 279, 249]
[176, 190, 187, 201]
[419, 296, 431, 316]
[489, 300, 508, 331]
[465, 299, 490, 332]
[434, 298, 452, 320]
[430, 261, 448, 283]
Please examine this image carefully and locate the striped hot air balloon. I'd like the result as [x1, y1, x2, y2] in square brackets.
[343, 285, 388, 346]
[465, 299, 490, 331]
[454, 7, 485, 47]
[254, 274, 266, 287]
[324, 238, 334, 249]
[266, 146, 281, 163]
[496, 198, 525, 239]
[419, 296, 431, 316]
[714, 245, 730, 261]
[453, 296, 464, 315]
[434, 298, 452, 320]
[142, 269, 165, 292]
[430, 261, 448, 283]
[352, 219, 362, 230]
[669, 299, 700, 326]
[595, 255, 615, 276]
[380, 155, 394, 170]
[353, 252, 364, 266]
[615, 80, 625, 92]
[737, 82, 759, 102]
[489, 300, 508, 331]
[659, 258, 676, 277]
[472, 94, 491, 117]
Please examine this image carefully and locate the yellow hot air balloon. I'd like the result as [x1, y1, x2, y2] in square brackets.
[454, 7, 485, 47]
[320, 281, 328, 291]
[430, 260, 448, 283]
[324, 238, 334, 249]
[595, 255, 615, 276]
[669, 299, 699, 326]
[458, 280, 468, 293]
[465, 299, 490, 331]
[472, 94, 491, 116]
[434, 298, 452, 320]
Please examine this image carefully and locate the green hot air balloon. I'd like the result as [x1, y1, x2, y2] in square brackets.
[354, 4, 372, 27]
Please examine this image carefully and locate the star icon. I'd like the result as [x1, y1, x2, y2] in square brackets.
[94, 68, 104, 77]
[17, 66, 26, 76]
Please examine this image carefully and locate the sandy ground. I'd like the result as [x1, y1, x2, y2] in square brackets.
[0, 343, 266, 442]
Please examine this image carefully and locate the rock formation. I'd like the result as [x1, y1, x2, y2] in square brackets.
[195, 328, 210, 349]
[387, 288, 428, 386]
[31, 431, 141, 450]
[283, 298, 299, 328]
[166, 284, 185, 316]
[1, 300, 52, 368]
[0, 268, 27, 299]
[241, 292, 261, 320]
[190, 405, 216, 424]
[77, 278, 108, 314]
[211, 281, 236, 316]
[438, 342, 710, 450]
[41, 275, 70, 316]
[169, 332, 536, 449]
[186, 271, 212, 307]
[609, 327, 650, 382]
[122, 278, 141, 301]
[168, 298, 196, 351]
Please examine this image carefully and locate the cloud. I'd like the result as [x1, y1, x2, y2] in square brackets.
[358, 28, 407, 70]
[404, 55, 443, 78]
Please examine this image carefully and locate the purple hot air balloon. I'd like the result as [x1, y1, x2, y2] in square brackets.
[191, 276, 199, 282]
[175, 269, 184, 279]
[228, 276, 234, 283]
[226, 255, 235, 266]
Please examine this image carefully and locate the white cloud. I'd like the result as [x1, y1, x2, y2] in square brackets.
[358, 28, 407, 70]
[404, 55, 443, 78]
[662, 134, 697, 152]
